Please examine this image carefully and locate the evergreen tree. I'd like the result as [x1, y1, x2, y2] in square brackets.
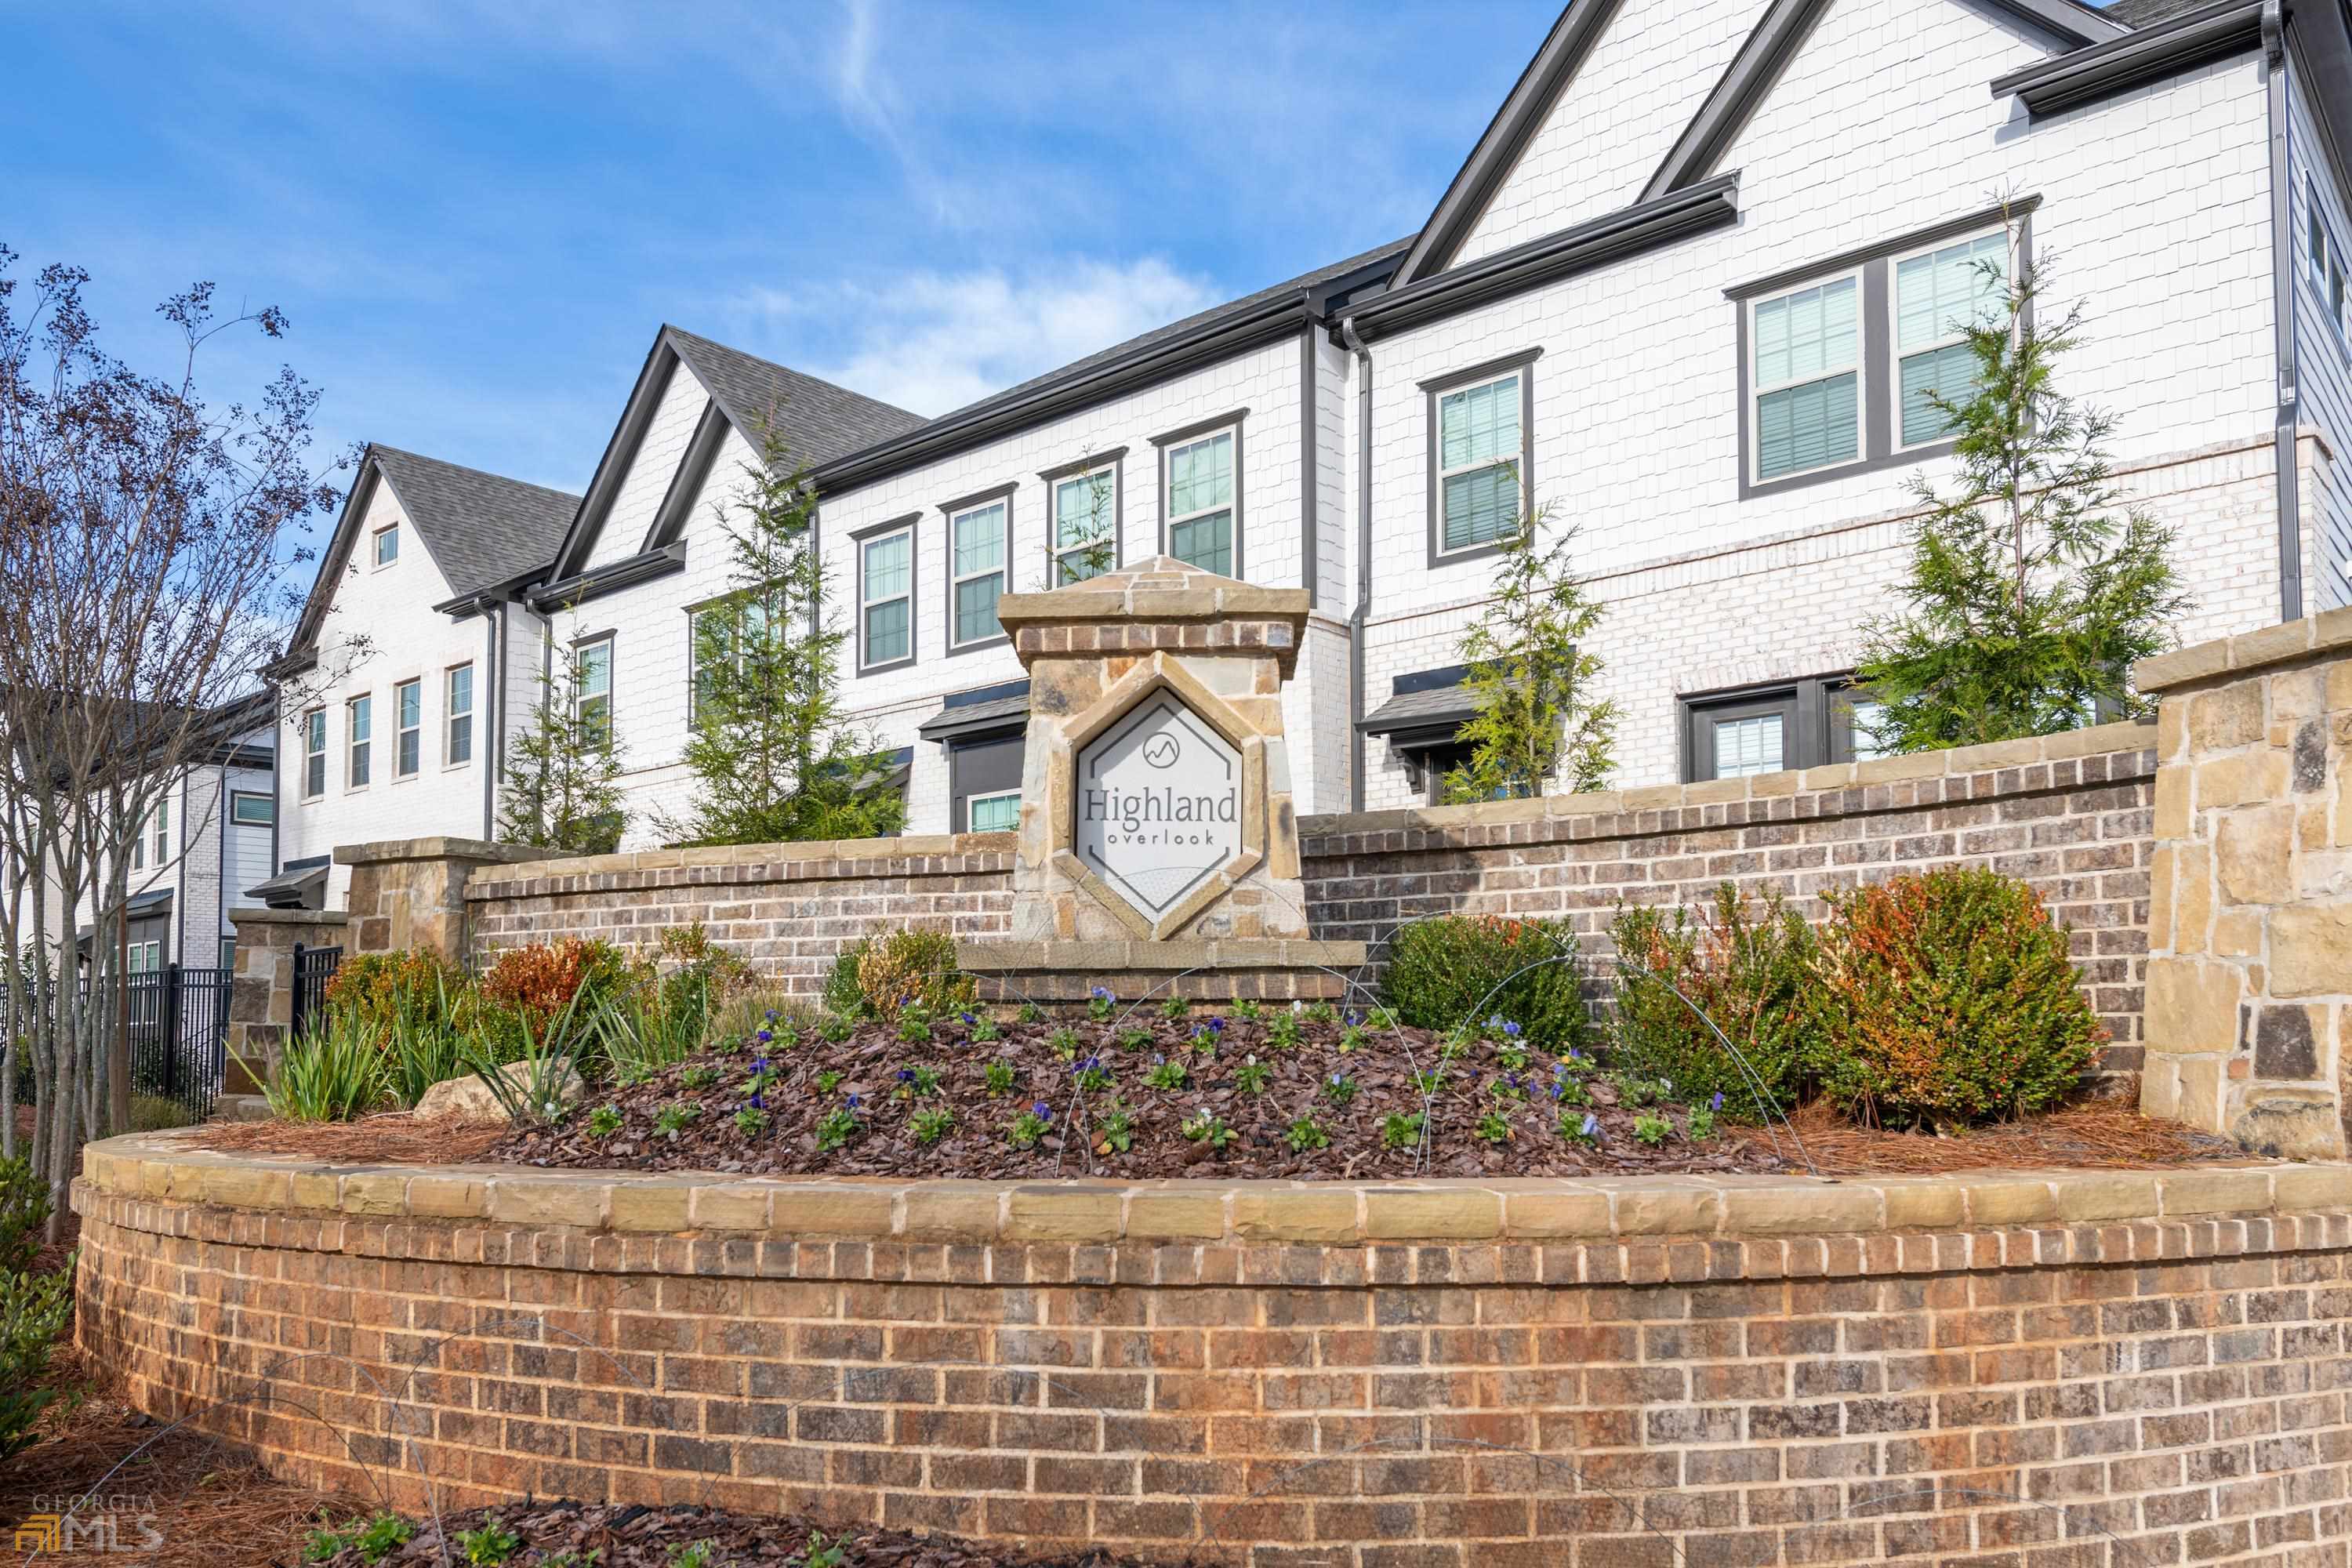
[662, 424, 906, 845]
[496, 607, 628, 854]
[1855, 240, 2191, 750]
[1442, 496, 1616, 802]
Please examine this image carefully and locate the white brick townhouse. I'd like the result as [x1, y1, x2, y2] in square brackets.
[271, 0, 2352, 887]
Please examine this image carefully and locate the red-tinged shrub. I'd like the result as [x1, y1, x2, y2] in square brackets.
[477, 937, 634, 1040]
[1811, 867, 2103, 1130]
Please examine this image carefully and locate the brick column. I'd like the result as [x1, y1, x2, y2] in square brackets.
[2138, 612, 2352, 1156]
[336, 837, 562, 965]
[223, 907, 350, 1091]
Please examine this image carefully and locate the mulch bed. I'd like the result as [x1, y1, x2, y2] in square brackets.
[1794, 1098, 2246, 1174]
[488, 1011, 1789, 1179]
[310, 1501, 1156, 1567]
[0, 1347, 360, 1566]
[193, 1109, 510, 1166]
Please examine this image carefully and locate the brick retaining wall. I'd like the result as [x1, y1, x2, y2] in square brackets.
[72, 1136, 2352, 1566]
[459, 724, 2155, 1080]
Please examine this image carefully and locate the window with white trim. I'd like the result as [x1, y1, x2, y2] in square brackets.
[152, 797, 168, 865]
[302, 710, 326, 798]
[1165, 430, 1236, 576]
[1682, 675, 1881, 782]
[1053, 467, 1116, 584]
[966, 789, 1020, 833]
[949, 499, 1009, 648]
[372, 524, 399, 568]
[1893, 230, 2009, 448]
[859, 526, 913, 669]
[347, 695, 372, 788]
[1437, 373, 1524, 553]
[1751, 274, 1860, 482]
[230, 791, 274, 826]
[573, 637, 613, 746]
[394, 678, 422, 778]
[445, 663, 474, 765]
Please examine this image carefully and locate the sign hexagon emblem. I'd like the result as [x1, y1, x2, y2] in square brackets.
[1073, 691, 1243, 924]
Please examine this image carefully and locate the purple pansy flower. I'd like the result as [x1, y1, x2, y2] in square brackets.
[1581, 1112, 1600, 1137]
[1032, 1102, 1051, 1118]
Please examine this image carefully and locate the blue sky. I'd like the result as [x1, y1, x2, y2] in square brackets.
[2, 2, 1557, 501]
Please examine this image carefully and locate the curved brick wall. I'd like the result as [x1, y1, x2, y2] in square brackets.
[74, 1136, 2352, 1565]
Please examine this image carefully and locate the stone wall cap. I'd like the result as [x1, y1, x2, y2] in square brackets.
[78, 1132, 2342, 1250]
[2133, 609, 2352, 693]
[336, 837, 568, 868]
[226, 907, 353, 929]
[957, 937, 1370, 973]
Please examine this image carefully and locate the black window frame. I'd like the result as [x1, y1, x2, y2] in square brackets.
[852, 513, 920, 675]
[939, 482, 1018, 656]
[1040, 448, 1127, 586]
[1730, 198, 2038, 499]
[1679, 674, 1880, 782]
[946, 725, 1025, 833]
[1423, 347, 1541, 569]
[1152, 409, 1247, 579]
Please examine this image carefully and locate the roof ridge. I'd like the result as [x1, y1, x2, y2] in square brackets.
[368, 443, 583, 504]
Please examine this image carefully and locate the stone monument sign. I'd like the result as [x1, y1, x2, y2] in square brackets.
[955, 556, 1364, 1004]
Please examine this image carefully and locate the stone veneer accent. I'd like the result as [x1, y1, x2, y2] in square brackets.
[73, 1136, 2352, 1565]
[2137, 611, 2352, 1159]
[223, 906, 350, 1090]
[457, 725, 2156, 1076]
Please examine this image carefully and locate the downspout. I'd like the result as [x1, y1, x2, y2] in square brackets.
[2266, 0, 2304, 622]
[1341, 315, 1374, 811]
[482, 596, 503, 840]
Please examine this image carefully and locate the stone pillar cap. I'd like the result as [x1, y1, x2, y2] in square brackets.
[334, 837, 565, 868]
[994, 556, 1308, 633]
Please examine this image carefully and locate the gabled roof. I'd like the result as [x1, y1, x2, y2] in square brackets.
[544, 325, 924, 584]
[275, 445, 579, 669]
[809, 241, 1410, 493]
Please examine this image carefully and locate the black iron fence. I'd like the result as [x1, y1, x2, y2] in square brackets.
[291, 942, 343, 1041]
[77, 964, 232, 1123]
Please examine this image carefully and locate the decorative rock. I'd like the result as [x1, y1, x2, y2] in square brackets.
[414, 1061, 585, 1122]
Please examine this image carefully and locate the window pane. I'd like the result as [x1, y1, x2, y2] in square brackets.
[1754, 277, 1857, 387]
[1895, 231, 2006, 351]
[398, 728, 419, 776]
[1713, 713, 1784, 778]
[306, 711, 325, 753]
[968, 792, 1019, 832]
[1756, 372, 1859, 480]
[397, 681, 420, 729]
[1168, 433, 1233, 516]
[1439, 375, 1519, 472]
[374, 527, 398, 566]
[1899, 341, 1980, 446]
[953, 503, 1005, 578]
[863, 532, 910, 601]
[448, 713, 472, 764]
[1055, 473, 1113, 581]
[955, 573, 1003, 645]
[448, 664, 473, 716]
[1169, 509, 1232, 575]
[349, 697, 371, 743]
[1442, 465, 1519, 551]
[576, 641, 611, 699]
[1848, 699, 1889, 762]
[866, 598, 909, 664]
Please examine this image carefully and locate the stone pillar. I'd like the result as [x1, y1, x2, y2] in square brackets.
[957, 556, 1363, 1004]
[2138, 612, 2352, 1157]
[336, 837, 561, 965]
[223, 906, 350, 1091]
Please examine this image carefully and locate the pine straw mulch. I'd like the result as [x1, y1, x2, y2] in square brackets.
[310, 1501, 1158, 1568]
[1791, 1097, 2250, 1175]
[187, 1109, 511, 1165]
[0, 1347, 363, 1567]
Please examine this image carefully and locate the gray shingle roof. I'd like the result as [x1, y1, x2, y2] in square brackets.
[2102, 0, 2212, 24]
[369, 446, 582, 600]
[916, 691, 1033, 739]
[665, 326, 927, 470]
[1359, 681, 1476, 736]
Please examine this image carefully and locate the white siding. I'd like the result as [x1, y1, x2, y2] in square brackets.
[278, 479, 502, 908]
[1453, 0, 1760, 265]
[585, 362, 711, 572]
[2289, 59, 2352, 610]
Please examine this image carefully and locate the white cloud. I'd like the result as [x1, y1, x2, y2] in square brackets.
[727, 256, 1221, 418]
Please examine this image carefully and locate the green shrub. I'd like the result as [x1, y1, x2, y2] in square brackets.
[826, 928, 971, 1020]
[1379, 914, 1591, 1051]
[383, 1010, 467, 1110]
[323, 949, 456, 1036]
[267, 1012, 390, 1122]
[1608, 884, 1823, 1118]
[0, 1155, 70, 1461]
[1811, 867, 2103, 1129]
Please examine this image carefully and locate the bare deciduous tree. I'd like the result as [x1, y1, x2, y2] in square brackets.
[0, 247, 339, 1231]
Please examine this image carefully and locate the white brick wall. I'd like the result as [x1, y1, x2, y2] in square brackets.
[278, 481, 503, 908]
[585, 361, 708, 572]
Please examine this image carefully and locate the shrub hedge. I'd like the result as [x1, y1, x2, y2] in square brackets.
[1608, 885, 1820, 1119]
[1379, 914, 1592, 1051]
